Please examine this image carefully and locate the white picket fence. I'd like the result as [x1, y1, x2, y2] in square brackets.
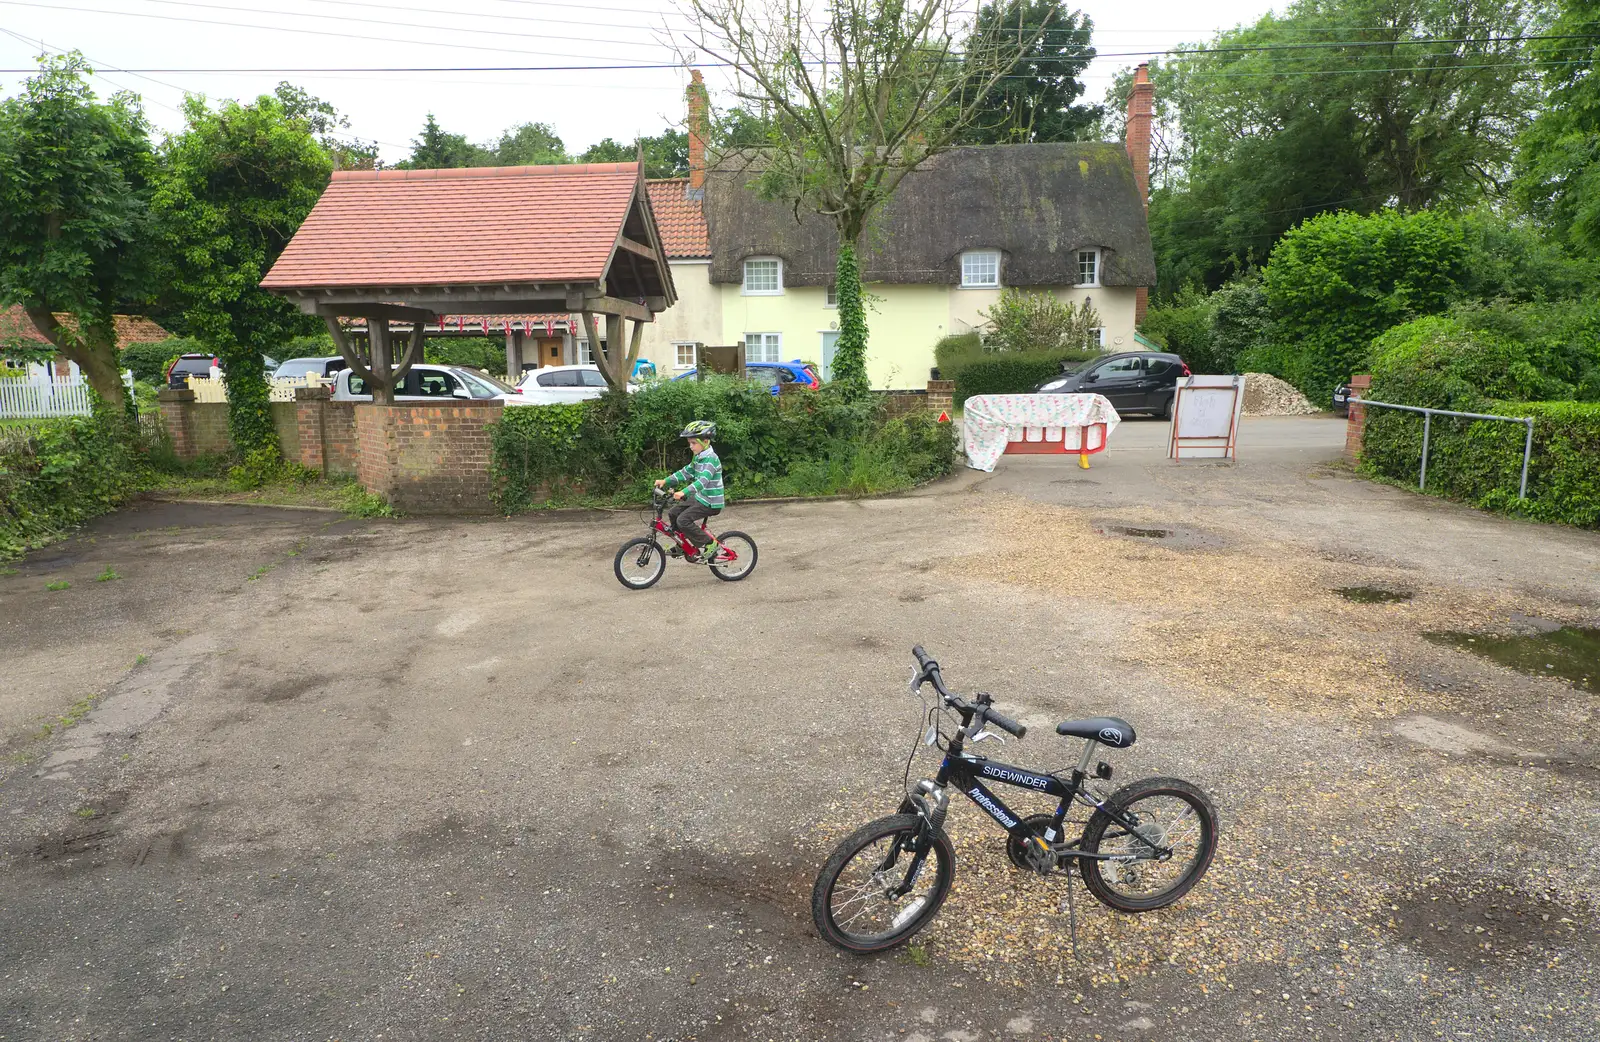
[186, 374, 333, 403]
[0, 372, 135, 419]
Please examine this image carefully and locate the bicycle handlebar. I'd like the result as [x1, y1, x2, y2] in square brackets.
[909, 646, 1027, 739]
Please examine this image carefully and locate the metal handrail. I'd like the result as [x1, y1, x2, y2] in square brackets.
[1352, 398, 1534, 499]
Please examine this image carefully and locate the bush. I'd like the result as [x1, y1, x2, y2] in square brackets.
[0, 412, 147, 558]
[423, 337, 505, 373]
[933, 332, 983, 380]
[487, 378, 956, 512]
[951, 350, 1097, 407]
[120, 336, 202, 384]
[981, 290, 1100, 354]
[1265, 209, 1470, 403]
[1141, 288, 1218, 371]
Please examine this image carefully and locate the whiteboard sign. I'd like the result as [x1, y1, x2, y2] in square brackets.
[1168, 375, 1244, 459]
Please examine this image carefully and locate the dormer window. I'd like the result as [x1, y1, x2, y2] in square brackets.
[1077, 249, 1101, 287]
[960, 250, 1000, 288]
[742, 257, 783, 295]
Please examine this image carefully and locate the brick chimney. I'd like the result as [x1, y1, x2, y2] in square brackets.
[687, 69, 708, 197]
[1125, 63, 1155, 326]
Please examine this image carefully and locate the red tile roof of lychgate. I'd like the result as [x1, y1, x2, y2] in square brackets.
[1, 305, 171, 345]
[645, 179, 709, 258]
[261, 163, 643, 289]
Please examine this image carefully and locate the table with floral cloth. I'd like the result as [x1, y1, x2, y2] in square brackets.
[961, 393, 1122, 472]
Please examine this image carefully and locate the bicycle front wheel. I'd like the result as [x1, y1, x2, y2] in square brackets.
[613, 537, 666, 590]
[709, 531, 757, 582]
[1080, 776, 1217, 912]
[812, 813, 953, 953]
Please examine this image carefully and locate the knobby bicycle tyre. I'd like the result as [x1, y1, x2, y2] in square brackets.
[1079, 776, 1218, 912]
[812, 813, 954, 953]
[613, 537, 666, 590]
[709, 531, 758, 582]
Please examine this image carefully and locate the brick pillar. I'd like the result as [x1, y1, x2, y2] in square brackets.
[1344, 374, 1372, 461]
[355, 403, 396, 499]
[157, 388, 197, 458]
[686, 70, 708, 193]
[926, 380, 955, 416]
[295, 384, 331, 475]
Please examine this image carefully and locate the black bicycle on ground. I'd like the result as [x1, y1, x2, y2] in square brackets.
[812, 646, 1219, 953]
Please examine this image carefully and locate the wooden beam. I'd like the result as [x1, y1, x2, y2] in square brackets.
[323, 316, 375, 385]
[314, 302, 435, 322]
[617, 236, 656, 260]
[564, 292, 651, 323]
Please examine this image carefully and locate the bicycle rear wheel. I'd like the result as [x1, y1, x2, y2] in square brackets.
[613, 537, 666, 590]
[812, 813, 953, 953]
[709, 531, 757, 582]
[1079, 776, 1217, 912]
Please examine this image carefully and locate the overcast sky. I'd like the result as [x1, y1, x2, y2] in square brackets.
[0, 0, 1279, 164]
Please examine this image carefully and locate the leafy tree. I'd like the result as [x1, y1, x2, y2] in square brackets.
[682, 0, 1041, 395]
[0, 54, 154, 411]
[273, 82, 378, 170]
[960, 2, 1100, 144]
[713, 106, 775, 148]
[1263, 209, 1469, 400]
[496, 122, 568, 165]
[579, 130, 690, 177]
[398, 113, 493, 169]
[1134, 0, 1542, 295]
[980, 289, 1100, 352]
[151, 91, 333, 453]
[1514, 0, 1600, 253]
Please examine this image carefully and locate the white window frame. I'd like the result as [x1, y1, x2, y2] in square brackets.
[577, 338, 606, 364]
[825, 283, 838, 308]
[1089, 326, 1106, 349]
[673, 341, 698, 370]
[1076, 248, 1101, 288]
[742, 257, 783, 295]
[743, 332, 782, 364]
[960, 249, 1001, 289]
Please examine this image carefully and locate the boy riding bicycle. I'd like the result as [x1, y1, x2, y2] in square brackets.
[654, 420, 725, 563]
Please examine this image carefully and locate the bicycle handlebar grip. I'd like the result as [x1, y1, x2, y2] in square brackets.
[983, 707, 1027, 739]
[911, 645, 933, 669]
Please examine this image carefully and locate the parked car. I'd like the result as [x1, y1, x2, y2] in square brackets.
[1035, 351, 1191, 419]
[273, 356, 349, 381]
[332, 364, 516, 402]
[1332, 382, 1352, 417]
[672, 360, 820, 394]
[166, 353, 220, 389]
[511, 364, 639, 404]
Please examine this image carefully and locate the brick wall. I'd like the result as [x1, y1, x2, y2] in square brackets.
[877, 390, 928, 417]
[156, 389, 231, 458]
[353, 400, 502, 514]
[926, 380, 955, 416]
[271, 402, 299, 462]
[1343, 374, 1372, 461]
[294, 387, 359, 479]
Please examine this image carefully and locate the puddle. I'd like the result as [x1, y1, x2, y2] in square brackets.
[1335, 586, 1414, 604]
[1425, 627, 1600, 692]
[1098, 525, 1171, 539]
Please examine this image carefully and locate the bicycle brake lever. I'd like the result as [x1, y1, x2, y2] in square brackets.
[971, 729, 1006, 745]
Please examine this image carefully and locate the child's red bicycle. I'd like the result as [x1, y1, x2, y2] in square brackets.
[613, 488, 759, 589]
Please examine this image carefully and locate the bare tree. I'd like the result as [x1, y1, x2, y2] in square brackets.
[678, 0, 1043, 393]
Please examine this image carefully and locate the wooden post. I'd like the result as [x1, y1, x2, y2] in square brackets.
[604, 312, 625, 390]
[370, 318, 392, 405]
[506, 330, 524, 381]
[624, 318, 646, 382]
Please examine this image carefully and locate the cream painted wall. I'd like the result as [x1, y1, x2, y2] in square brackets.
[717, 277, 1144, 390]
[636, 260, 722, 373]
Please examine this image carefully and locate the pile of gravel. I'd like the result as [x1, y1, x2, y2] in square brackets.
[1241, 372, 1321, 415]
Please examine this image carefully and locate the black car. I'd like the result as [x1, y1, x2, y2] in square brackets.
[166, 353, 219, 388]
[1035, 351, 1191, 419]
[1332, 382, 1352, 417]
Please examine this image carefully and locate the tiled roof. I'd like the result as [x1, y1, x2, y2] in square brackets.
[1, 305, 171, 346]
[646, 179, 709, 259]
[261, 163, 642, 289]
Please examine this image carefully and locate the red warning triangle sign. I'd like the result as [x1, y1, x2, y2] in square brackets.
[936, 411, 951, 423]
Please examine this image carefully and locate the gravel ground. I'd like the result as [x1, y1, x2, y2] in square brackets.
[2, 423, 1598, 1041]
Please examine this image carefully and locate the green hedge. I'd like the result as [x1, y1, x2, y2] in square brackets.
[488, 377, 956, 512]
[951, 350, 1096, 408]
[1, 413, 147, 558]
[1362, 400, 1600, 529]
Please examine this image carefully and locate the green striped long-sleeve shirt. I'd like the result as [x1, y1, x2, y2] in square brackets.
[666, 447, 725, 508]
